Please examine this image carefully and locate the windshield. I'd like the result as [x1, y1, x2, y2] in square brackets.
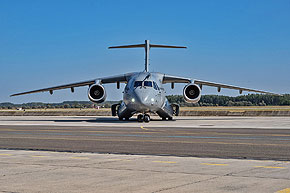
[134, 81, 142, 87]
[144, 81, 152, 87]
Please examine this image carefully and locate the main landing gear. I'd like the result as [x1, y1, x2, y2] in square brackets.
[137, 114, 150, 123]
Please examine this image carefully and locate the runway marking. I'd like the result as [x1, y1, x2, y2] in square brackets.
[32, 155, 48, 158]
[108, 159, 123, 161]
[201, 163, 228, 166]
[71, 157, 89, 160]
[4, 129, 290, 142]
[207, 142, 233, 145]
[0, 154, 12, 156]
[254, 166, 286, 169]
[0, 136, 289, 147]
[2, 128, 290, 137]
[108, 159, 129, 161]
[0, 128, 158, 134]
[152, 161, 176, 164]
[140, 126, 149, 131]
[207, 142, 255, 145]
[276, 188, 290, 193]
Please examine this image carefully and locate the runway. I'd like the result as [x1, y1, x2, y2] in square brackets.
[1, 116, 290, 192]
[1, 149, 290, 193]
[0, 116, 290, 160]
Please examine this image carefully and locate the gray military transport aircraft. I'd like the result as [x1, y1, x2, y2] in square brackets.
[11, 40, 277, 122]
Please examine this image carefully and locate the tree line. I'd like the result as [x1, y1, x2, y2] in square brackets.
[1, 94, 290, 109]
[167, 94, 290, 107]
[0, 101, 119, 110]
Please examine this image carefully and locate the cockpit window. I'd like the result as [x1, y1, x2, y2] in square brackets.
[134, 81, 142, 87]
[144, 81, 152, 87]
[153, 81, 159, 90]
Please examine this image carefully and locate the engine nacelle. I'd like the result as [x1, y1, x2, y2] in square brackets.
[183, 84, 201, 103]
[88, 84, 106, 103]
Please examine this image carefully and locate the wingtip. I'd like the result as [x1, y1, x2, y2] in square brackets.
[10, 93, 20, 97]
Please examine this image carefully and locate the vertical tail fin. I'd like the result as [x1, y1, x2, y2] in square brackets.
[108, 40, 187, 72]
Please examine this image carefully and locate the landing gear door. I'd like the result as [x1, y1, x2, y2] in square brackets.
[171, 103, 180, 116]
[111, 103, 120, 116]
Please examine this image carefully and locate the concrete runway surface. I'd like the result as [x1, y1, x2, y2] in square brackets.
[0, 149, 290, 193]
[0, 116, 290, 192]
[0, 116, 290, 160]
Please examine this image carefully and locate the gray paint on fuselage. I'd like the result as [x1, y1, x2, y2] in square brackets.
[119, 72, 173, 118]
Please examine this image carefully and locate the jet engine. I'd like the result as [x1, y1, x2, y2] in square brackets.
[88, 84, 106, 103]
[183, 84, 201, 103]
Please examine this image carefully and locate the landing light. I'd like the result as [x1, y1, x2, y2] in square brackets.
[151, 98, 154, 102]
[131, 98, 135, 102]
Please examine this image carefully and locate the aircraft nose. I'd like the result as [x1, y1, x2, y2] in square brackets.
[134, 88, 155, 107]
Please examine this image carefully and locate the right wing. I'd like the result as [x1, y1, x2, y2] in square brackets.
[10, 73, 134, 97]
[194, 80, 279, 95]
[162, 74, 192, 83]
[162, 74, 279, 95]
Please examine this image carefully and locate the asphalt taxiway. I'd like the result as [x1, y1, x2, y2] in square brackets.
[0, 116, 290, 160]
[0, 116, 290, 192]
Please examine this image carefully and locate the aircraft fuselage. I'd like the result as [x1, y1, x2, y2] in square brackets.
[117, 72, 174, 121]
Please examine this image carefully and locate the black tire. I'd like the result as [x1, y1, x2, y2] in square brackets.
[168, 117, 173, 121]
[144, 114, 150, 123]
[118, 117, 123, 121]
[125, 117, 129, 121]
[137, 114, 144, 122]
[162, 117, 166, 121]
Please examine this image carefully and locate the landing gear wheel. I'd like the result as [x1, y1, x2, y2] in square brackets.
[144, 114, 150, 123]
[162, 117, 166, 121]
[137, 114, 144, 122]
[125, 117, 129, 121]
[118, 117, 123, 121]
[168, 117, 173, 121]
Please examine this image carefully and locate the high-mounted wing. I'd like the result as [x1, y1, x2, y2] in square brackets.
[194, 80, 278, 95]
[10, 73, 133, 97]
[162, 74, 278, 95]
[162, 74, 192, 83]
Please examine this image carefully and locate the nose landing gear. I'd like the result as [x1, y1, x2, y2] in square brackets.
[137, 114, 150, 123]
[137, 114, 144, 122]
[144, 114, 150, 123]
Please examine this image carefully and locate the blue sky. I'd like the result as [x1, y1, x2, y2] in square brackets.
[0, 0, 289, 103]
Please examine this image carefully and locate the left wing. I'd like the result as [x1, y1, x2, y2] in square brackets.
[10, 73, 134, 97]
[163, 74, 192, 83]
[162, 74, 279, 95]
[194, 80, 278, 95]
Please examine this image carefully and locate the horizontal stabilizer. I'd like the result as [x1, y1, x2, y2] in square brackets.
[150, 44, 187, 49]
[108, 44, 145, 49]
[108, 43, 187, 49]
[108, 40, 187, 72]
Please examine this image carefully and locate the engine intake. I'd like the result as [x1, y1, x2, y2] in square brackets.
[183, 84, 201, 103]
[88, 84, 106, 103]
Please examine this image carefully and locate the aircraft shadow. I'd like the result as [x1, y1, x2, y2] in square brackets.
[54, 117, 176, 123]
[179, 117, 250, 121]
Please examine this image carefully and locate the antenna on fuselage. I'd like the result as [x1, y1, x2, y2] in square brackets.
[108, 40, 187, 72]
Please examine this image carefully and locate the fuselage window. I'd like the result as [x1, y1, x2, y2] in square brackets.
[134, 81, 142, 87]
[144, 81, 152, 87]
